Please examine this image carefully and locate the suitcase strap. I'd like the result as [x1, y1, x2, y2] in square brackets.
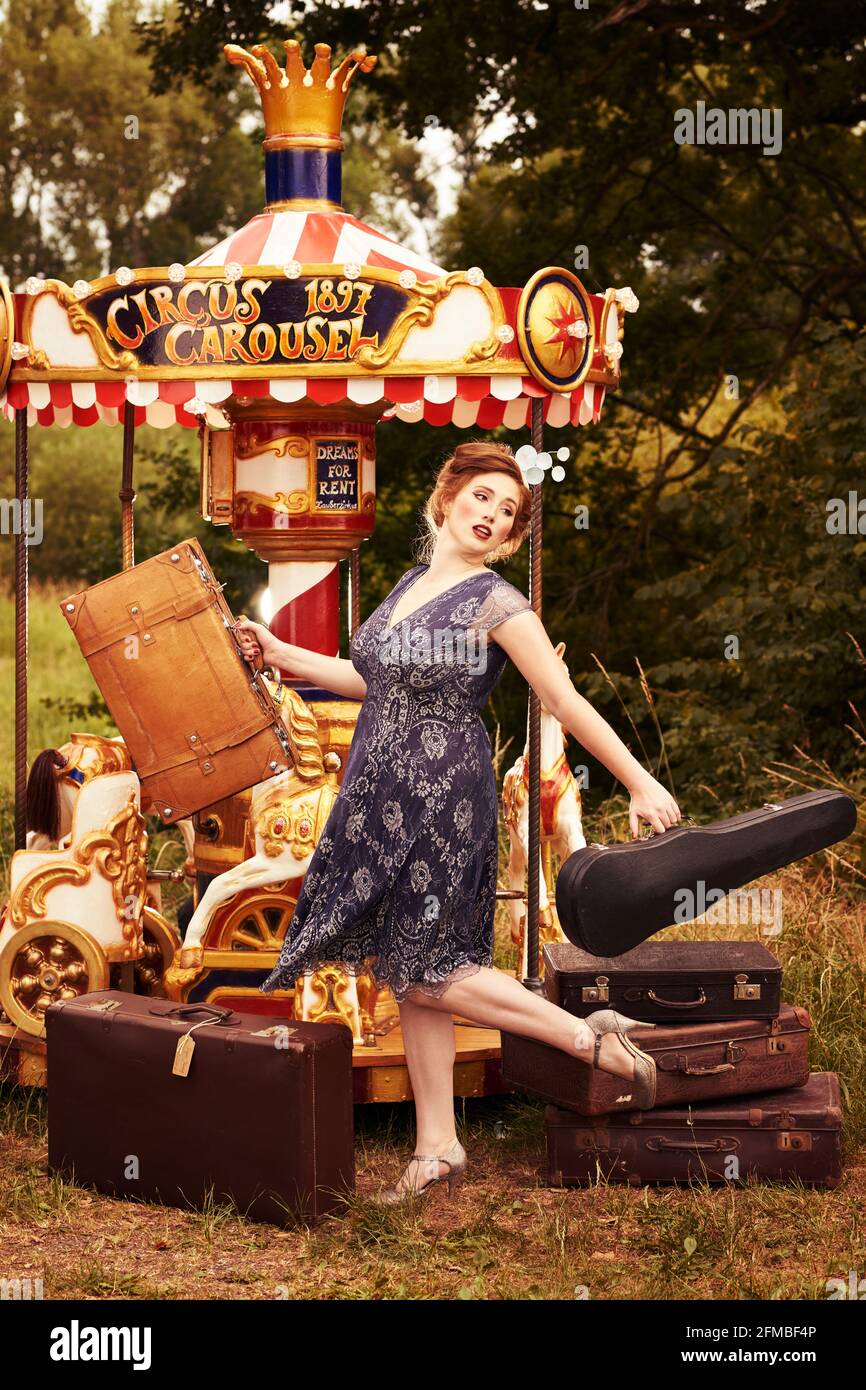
[72, 589, 223, 658]
[135, 709, 281, 780]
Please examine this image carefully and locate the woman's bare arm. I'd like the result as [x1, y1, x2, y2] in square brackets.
[271, 642, 366, 700]
[273, 641, 367, 701]
[489, 610, 681, 837]
[235, 620, 367, 700]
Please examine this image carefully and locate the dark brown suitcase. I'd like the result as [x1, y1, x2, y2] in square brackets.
[45, 991, 354, 1226]
[501, 1002, 811, 1117]
[544, 1071, 843, 1188]
[554, 790, 857, 955]
[59, 537, 294, 823]
[543, 940, 782, 1022]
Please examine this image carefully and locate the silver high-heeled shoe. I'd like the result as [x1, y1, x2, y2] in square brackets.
[370, 1137, 467, 1205]
[582, 1009, 658, 1110]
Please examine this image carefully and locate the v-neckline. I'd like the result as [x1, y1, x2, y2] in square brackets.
[383, 565, 489, 631]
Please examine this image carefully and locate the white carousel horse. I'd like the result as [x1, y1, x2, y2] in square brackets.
[502, 641, 587, 979]
[171, 678, 337, 974]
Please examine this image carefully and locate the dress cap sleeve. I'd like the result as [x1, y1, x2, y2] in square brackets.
[469, 575, 533, 636]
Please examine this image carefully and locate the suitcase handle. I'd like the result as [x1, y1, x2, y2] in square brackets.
[629, 988, 708, 1009]
[647, 1136, 740, 1153]
[679, 1058, 738, 1076]
[149, 1003, 240, 1026]
[635, 813, 698, 840]
[232, 614, 264, 673]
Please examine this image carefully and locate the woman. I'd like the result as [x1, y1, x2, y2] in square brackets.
[235, 441, 680, 1203]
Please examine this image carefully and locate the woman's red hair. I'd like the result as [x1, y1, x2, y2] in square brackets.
[418, 441, 532, 565]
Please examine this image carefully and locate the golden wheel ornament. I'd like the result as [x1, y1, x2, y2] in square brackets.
[0, 921, 109, 1037]
[215, 884, 297, 953]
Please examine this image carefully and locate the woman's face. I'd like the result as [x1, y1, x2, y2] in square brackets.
[445, 471, 520, 558]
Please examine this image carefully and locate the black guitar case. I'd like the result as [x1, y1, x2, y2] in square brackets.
[555, 790, 857, 957]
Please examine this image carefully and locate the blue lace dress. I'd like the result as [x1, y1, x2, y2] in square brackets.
[258, 563, 533, 1002]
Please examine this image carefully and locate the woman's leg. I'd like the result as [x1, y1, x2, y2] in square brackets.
[389, 998, 458, 1192]
[405, 965, 637, 1080]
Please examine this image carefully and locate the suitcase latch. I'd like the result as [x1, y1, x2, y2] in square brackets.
[778, 1130, 812, 1152]
[186, 731, 216, 775]
[574, 1129, 610, 1150]
[733, 974, 760, 1000]
[582, 975, 609, 1003]
[127, 602, 155, 648]
[251, 1025, 297, 1040]
[83, 1000, 122, 1013]
[767, 1036, 789, 1053]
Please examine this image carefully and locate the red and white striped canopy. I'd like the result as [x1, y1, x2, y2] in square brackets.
[0, 375, 605, 429]
[188, 207, 446, 280]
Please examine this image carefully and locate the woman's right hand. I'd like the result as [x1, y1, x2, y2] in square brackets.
[235, 617, 284, 670]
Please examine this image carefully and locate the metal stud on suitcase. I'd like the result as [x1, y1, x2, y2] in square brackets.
[544, 1071, 843, 1188]
[501, 1002, 811, 1117]
[46, 991, 355, 1226]
[543, 940, 783, 1023]
[59, 537, 293, 823]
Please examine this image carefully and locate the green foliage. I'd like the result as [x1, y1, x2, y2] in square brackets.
[580, 325, 866, 815]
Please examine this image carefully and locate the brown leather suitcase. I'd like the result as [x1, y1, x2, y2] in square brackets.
[543, 940, 783, 1022]
[544, 1071, 843, 1188]
[45, 991, 354, 1226]
[501, 1002, 811, 1116]
[59, 537, 293, 823]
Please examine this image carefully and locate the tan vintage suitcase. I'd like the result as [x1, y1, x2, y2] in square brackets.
[59, 537, 294, 822]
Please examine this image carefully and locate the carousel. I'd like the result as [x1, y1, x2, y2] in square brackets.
[0, 34, 635, 1100]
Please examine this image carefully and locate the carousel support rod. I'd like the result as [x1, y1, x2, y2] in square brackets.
[120, 398, 138, 994]
[14, 408, 29, 851]
[120, 399, 136, 570]
[523, 397, 544, 994]
[348, 546, 360, 637]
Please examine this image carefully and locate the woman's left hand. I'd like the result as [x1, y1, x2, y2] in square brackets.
[628, 772, 682, 839]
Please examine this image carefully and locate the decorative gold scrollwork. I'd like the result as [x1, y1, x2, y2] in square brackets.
[10, 793, 148, 937]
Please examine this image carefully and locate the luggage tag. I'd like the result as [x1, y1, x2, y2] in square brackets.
[172, 1016, 222, 1077]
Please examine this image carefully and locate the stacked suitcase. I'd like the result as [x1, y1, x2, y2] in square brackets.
[499, 792, 856, 1188]
[500, 939, 844, 1189]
